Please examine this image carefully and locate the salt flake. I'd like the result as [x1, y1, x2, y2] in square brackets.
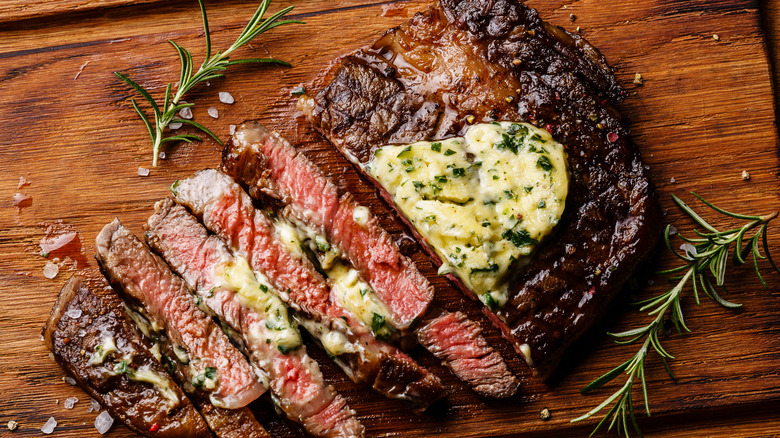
[64, 397, 78, 409]
[67, 308, 83, 319]
[41, 417, 57, 434]
[88, 398, 101, 413]
[178, 107, 193, 119]
[95, 411, 114, 435]
[208, 107, 219, 119]
[43, 262, 59, 279]
[64, 376, 77, 386]
[219, 92, 235, 104]
[138, 167, 150, 177]
[169, 122, 183, 130]
[229, 125, 236, 135]
[680, 243, 697, 259]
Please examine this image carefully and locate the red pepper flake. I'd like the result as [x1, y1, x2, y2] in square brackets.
[545, 123, 554, 132]
[149, 423, 160, 432]
[554, 91, 561, 100]
[587, 287, 595, 296]
[607, 132, 619, 143]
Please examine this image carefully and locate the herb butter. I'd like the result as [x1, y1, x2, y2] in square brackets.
[365, 122, 568, 308]
[216, 256, 302, 354]
[273, 218, 395, 339]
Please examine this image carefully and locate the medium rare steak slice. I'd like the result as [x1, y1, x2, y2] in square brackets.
[173, 169, 446, 411]
[146, 198, 364, 438]
[95, 219, 265, 409]
[224, 121, 518, 398]
[302, 0, 662, 379]
[417, 312, 518, 398]
[44, 276, 210, 438]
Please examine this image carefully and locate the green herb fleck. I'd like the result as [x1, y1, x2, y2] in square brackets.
[444, 149, 456, 156]
[452, 167, 465, 177]
[537, 155, 553, 171]
[502, 228, 539, 247]
[431, 142, 442, 152]
[290, 85, 306, 96]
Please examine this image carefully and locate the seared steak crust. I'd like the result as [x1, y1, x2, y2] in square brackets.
[304, 0, 662, 378]
[44, 276, 210, 438]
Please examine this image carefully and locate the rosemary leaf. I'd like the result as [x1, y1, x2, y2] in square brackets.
[115, 0, 302, 166]
[573, 193, 779, 436]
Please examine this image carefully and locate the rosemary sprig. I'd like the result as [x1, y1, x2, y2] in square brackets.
[115, 0, 301, 166]
[572, 193, 780, 437]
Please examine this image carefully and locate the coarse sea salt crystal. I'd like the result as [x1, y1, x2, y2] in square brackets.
[219, 92, 235, 104]
[41, 417, 57, 434]
[178, 107, 193, 119]
[229, 125, 236, 135]
[668, 225, 678, 236]
[169, 122, 183, 130]
[64, 397, 78, 409]
[158, 151, 166, 160]
[88, 398, 101, 413]
[64, 376, 77, 386]
[680, 243, 697, 259]
[208, 107, 219, 119]
[95, 411, 114, 435]
[138, 167, 150, 177]
[67, 308, 82, 319]
[43, 261, 59, 279]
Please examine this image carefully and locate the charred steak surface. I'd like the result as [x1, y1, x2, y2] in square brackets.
[303, 0, 662, 378]
[44, 276, 210, 438]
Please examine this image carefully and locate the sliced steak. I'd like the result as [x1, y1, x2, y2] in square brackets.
[224, 121, 518, 398]
[146, 198, 364, 438]
[95, 219, 265, 408]
[303, 0, 662, 378]
[194, 403, 269, 438]
[417, 312, 519, 398]
[44, 276, 210, 438]
[223, 121, 432, 329]
[173, 169, 446, 411]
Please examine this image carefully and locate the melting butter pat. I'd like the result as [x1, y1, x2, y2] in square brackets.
[365, 122, 568, 309]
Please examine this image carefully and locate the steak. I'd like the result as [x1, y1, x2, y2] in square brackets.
[173, 169, 446, 411]
[223, 121, 518, 398]
[95, 219, 265, 408]
[146, 198, 364, 438]
[44, 276, 210, 438]
[417, 311, 519, 398]
[302, 0, 662, 378]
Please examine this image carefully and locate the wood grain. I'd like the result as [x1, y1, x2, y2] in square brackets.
[1, 0, 779, 437]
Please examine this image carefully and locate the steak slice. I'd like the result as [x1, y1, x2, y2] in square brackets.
[95, 219, 265, 408]
[223, 121, 433, 329]
[146, 198, 364, 438]
[302, 0, 662, 379]
[224, 121, 518, 398]
[44, 276, 210, 438]
[417, 312, 519, 398]
[173, 169, 446, 411]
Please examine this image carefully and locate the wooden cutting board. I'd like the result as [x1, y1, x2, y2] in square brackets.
[1, 0, 779, 436]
